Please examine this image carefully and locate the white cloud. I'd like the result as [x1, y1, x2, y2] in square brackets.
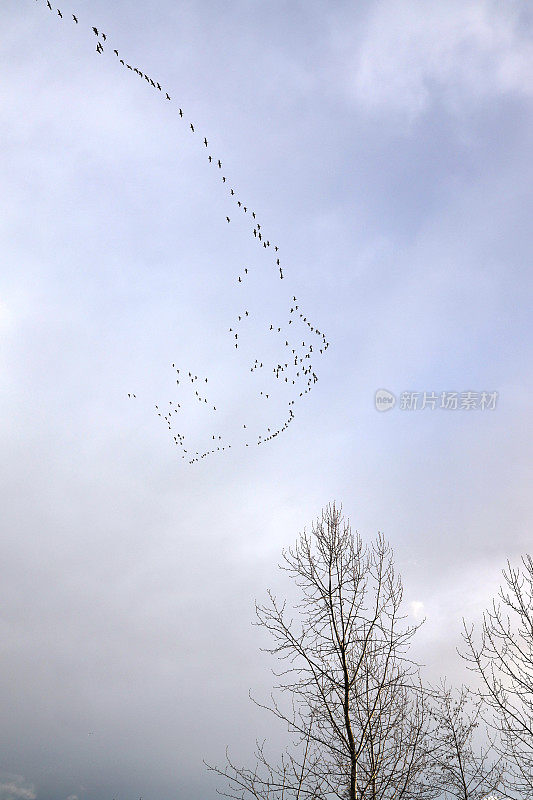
[0, 776, 36, 800]
[347, 0, 533, 121]
[410, 600, 425, 619]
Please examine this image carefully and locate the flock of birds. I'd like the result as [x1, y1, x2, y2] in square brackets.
[34, 0, 330, 463]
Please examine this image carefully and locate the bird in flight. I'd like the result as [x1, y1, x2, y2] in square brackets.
[72, 14, 78, 22]
[179, 108, 183, 117]
[92, 26, 98, 35]
[166, 92, 171, 100]
[204, 137, 208, 147]
[57, 9, 62, 18]
[190, 123, 195, 132]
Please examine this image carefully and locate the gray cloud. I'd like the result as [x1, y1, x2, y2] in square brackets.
[0, 776, 36, 800]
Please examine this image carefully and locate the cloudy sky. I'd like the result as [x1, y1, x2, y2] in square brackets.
[1, 0, 532, 798]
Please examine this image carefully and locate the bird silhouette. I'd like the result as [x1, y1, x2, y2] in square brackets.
[72, 14, 78, 22]
[179, 108, 183, 117]
[92, 26, 98, 35]
[226, 216, 230, 223]
[114, 49, 119, 56]
[204, 137, 208, 147]
[190, 123, 194, 132]
[166, 92, 171, 100]
[57, 9, 62, 18]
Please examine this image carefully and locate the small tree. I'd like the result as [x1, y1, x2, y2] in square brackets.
[208, 503, 437, 800]
[461, 554, 533, 797]
[427, 680, 505, 799]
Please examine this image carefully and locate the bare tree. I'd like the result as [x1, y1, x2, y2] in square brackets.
[207, 503, 437, 800]
[427, 680, 505, 799]
[461, 554, 533, 797]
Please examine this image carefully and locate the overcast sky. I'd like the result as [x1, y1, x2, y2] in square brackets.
[1, 1, 532, 798]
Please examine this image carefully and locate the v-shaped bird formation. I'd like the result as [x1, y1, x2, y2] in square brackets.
[34, 1, 331, 464]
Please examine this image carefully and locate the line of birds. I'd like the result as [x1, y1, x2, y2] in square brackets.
[36, 1, 331, 463]
[36, 0, 331, 311]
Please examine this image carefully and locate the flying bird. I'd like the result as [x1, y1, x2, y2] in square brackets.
[72, 14, 78, 22]
[57, 9, 62, 17]
[226, 216, 230, 223]
[204, 137, 208, 147]
[114, 49, 119, 56]
[190, 123, 194, 132]
[166, 92, 171, 100]
[179, 108, 183, 117]
[92, 26, 98, 35]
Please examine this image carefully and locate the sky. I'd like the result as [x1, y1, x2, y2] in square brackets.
[1, 0, 532, 798]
